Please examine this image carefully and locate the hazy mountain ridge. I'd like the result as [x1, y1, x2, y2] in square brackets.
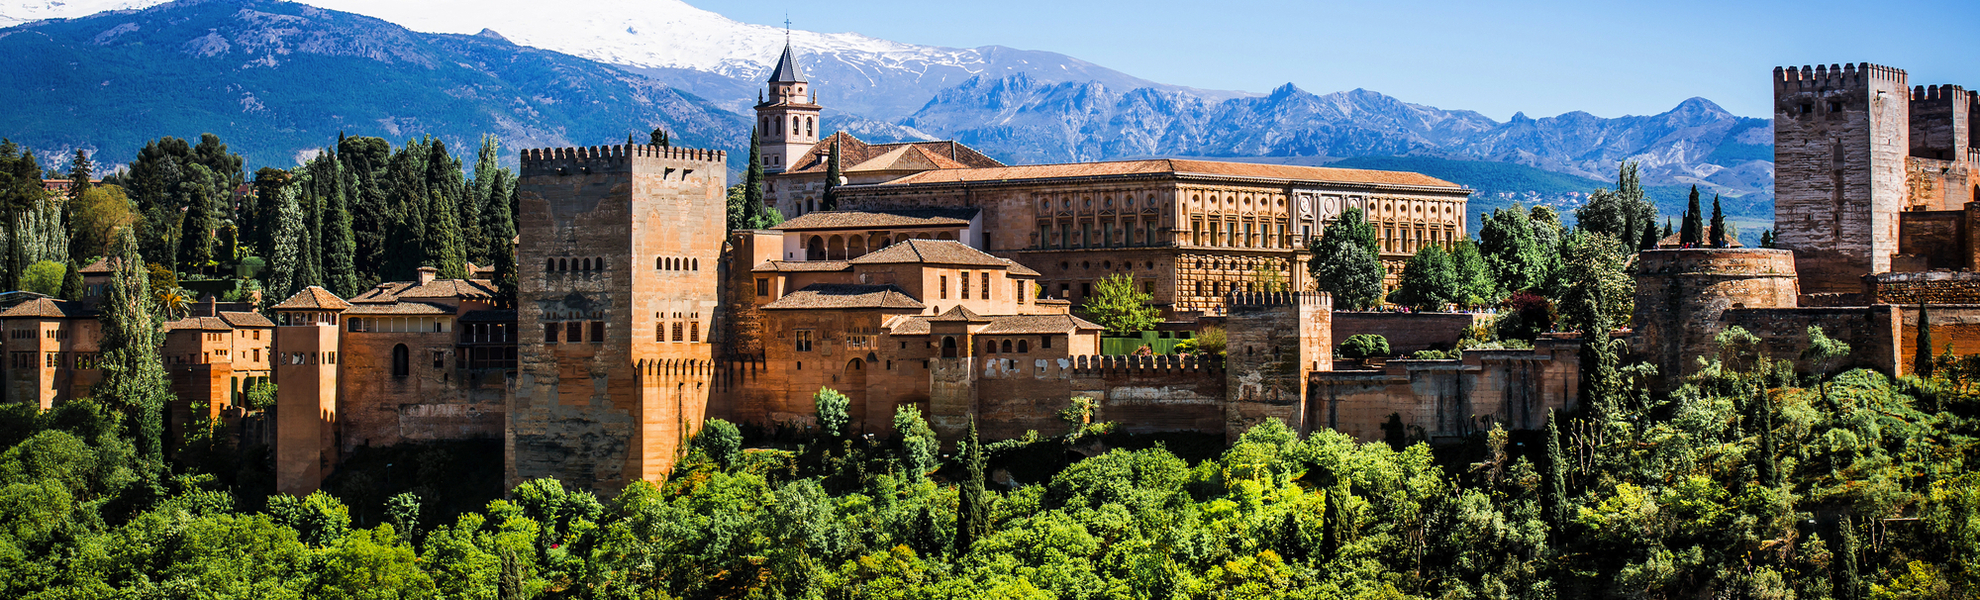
[899, 74, 1774, 199]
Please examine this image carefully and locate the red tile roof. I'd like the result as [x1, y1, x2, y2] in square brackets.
[771, 208, 977, 231]
[760, 284, 926, 310]
[781, 132, 1003, 175]
[272, 286, 351, 311]
[850, 239, 1012, 268]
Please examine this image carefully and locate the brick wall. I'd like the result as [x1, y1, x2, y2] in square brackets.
[1868, 271, 1980, 304]
[1721, 305, 1900, 376]
[1307, 338, 1578, 443]
[1331, 312, 1480, 355]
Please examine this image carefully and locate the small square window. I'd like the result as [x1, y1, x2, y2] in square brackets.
[544, 323, 559, 343]
[756, 278, 770, 296]
[590, 322, 605, 343]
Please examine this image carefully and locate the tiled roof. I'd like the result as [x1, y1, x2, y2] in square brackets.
[782, 132, 1003, 175]
[846, 144, 971, 172]
[0, 295, 91, 319]
[164, 316, 232, 332]
[350, 279, 497, 303]
[886, 315, 931, 335]
[771, 208, 978, 231]
[1000, 259, 1042, 277]
[344, 302, 454, 316]
[849, 239, 1011, 268]
[926, 305, 987, 322]
[768, 42, 806, 82]
[272, 286, 352, 311]
[872, 158, 1464, 189]
[760, 284, 926, 310]
[978, 314, 1104, 334]
[79, 258, 114, 274]
[218, 311, 275, 328]
[753, 260, 853, 273]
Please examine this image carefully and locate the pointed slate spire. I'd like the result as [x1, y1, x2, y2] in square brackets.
[768, 42, 806, 83]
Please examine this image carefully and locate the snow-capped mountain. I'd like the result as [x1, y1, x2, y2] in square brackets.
[0, 0, 1247, 120]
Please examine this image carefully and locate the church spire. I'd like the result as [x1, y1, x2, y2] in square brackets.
[768, 41, 806, 84]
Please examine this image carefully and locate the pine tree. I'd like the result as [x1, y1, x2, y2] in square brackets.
[58, 259, 82, 301]
[94, 230, 174, 489]
[1709, 195, 1727, 248]
[1544, 411, 1569, 534]
[1680, 186, 1704, 247]
[822, 137, 842, 211]
[955, 418, 989, 557]
[1916, 300, 1935, 377]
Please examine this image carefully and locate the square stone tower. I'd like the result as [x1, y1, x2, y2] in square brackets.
[1774, 63, 1911, 294]
[509, 144, 727, 493]
[1222, 291, 1332, 441]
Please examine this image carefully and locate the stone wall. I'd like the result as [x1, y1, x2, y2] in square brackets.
[1223, 292, 1331, 441]
[1331, 311, 1480, 355]
[1867, 271, 1980, 304]
[1630, 249, 1800, 379]
[1773, 64, 1910, 294]
[1898, 304, 1980, 375]
[510, 144, 726, 494]
[1721, 305, 1900, 376]
[1896, 210, 1965, 270]
[1308, 337, 1578, 443]
[337, 329, 506, 453]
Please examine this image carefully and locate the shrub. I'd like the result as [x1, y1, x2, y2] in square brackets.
[813, 387, 850, 438]
[695, 418, 742, 468]
[1340, 334, 1391, 360]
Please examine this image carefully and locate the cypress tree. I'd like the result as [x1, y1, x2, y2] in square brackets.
[267, 184, 306, 300]
[1663, 219, 1674, 239]
[175, 164, 219, 275]
[955, 418, 988, 557]
[822, 136, 842, 211]
[94, 230, 174, 489]
[1680, 186, 1704, 247]
[1544, 411, 1569, 534]
[426, 188, 468, 280]
[1638, 221, 1658, 251]
[323, 175, 360, 297]
[1915, 300, 1935, 377]
[741, 128, 766, 227]
[1709, 195, 1728, 248]
[1323, 475, 1356, 561]
[58, 259, 82, 301]
[470, 135, 504, 265]
[488, 183, 518, 297]
[65, 149, 91, 235]
[1757, 388, 1781, 488]
[1576, 279, 1619, 422]
[1835, 516, 1862, 600]
[1759, 229, 1775, 248]
[650, 128, 670, 147]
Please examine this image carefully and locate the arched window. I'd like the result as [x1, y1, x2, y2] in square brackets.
[656, 256, 664, 269]
[547, 259, 556, 272]
[691, 258, 699, 271]
[807, 117, 814, 137]
[848, 358, 862, 371]
[557, 258, 567, 271]
[807, 236, 826, 260]
[595, 257, 605, 271]
[1018, 339, 1030, 353]
[391, 344, 409, 378]
[941, 336, 958, 358]
[1001, 340, 1012, 353]
[581, 258, 591, 271]
[986, 339, 996, 354]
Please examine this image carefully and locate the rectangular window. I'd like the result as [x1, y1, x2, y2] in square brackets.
[590, 321, 605, 343]
[566, 321, 583, 343]
[672, 322, 683, 342]
[940, 276, 949, 299]
[1018, 281, 1027, 304]
[756, 278, 769, 296]
[545, 323, 560, 343]
[690, 322, 700, 342]
[657, 324, 665, 342]
[1081, 282, 1092, 298]
[433, 351, 446, 369]
[1042, 335, 1053, 349]
[961, 271, 970, 299]
[982, 273, 991, 300]
[795, 330, 813, 352]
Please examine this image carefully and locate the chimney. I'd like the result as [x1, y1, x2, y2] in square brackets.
[417, 266, 438, 285]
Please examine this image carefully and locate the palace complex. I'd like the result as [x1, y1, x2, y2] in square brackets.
[47, 52, 1980, 496]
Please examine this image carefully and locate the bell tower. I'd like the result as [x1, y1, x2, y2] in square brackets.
[755, 42, 821, 174]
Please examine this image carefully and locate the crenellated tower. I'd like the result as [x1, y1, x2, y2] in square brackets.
[754, 42, 821, 174]
[509, 144, 728, 493]
[1773, 63, 1911, 295]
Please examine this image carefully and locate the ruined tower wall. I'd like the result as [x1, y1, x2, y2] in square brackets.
[509, 145, 727, 493]
[1630, 249, 1800, 378]
[1774, 63, 1910, 294]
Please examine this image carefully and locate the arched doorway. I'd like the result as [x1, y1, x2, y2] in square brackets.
[807, 236, 826, 260]
[391, 344, 409, 378]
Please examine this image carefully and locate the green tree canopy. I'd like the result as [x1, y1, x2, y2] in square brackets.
[1479, 205, 1550, 294]
[1080, 273, 1161, 333]
[1308, 208, 1385, 310]
[1389, 244, 1457, 311]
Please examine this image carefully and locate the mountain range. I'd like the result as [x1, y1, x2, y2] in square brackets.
[0, 0, 1776, 232]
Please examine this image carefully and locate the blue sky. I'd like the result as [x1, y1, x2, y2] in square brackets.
[698, 0, 1980, 121]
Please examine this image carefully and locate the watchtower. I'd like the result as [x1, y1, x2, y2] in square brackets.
[270, 286, 349, 496]
[1222, 291, 1332, 441]
[1773, 63, 1911, 295]
[509, 144, 727, 493]
[755, 43, 821, 174]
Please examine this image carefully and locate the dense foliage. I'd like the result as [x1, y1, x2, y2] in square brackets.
[1307, 208, 1384, 310]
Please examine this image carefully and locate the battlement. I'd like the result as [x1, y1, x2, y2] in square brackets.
[1066, 354, 1221, 375]
[1223, 291, 1332, 309]
[1635, 248, 1798, 277]
[1911, 84, 1970, 104]
[1775, 63, 1906, 93]
[518, 144, 727, 178]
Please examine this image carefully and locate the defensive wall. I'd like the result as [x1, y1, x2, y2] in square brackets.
[1309, 335, 1579, 444]
[1331, 311, 1479, 354]
[1630, 249, 1800, 378]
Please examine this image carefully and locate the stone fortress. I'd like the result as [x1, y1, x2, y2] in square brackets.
[16, 51, 1968, 496]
